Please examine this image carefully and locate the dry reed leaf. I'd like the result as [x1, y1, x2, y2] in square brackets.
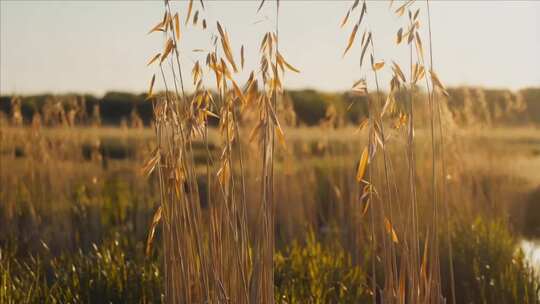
[267, 96, 282, 133]
[147, 21, 164, 34]
[231, 79, 246, 104]
[359, 32, 371, 67]
[268, 32, 275, 54]
[381, 93, 394, 118]
[275, 125, 287, 150]
[362, 198, 370, 216]
[160, 38, 174, 63]
[199, 0, 205, 10]
[358, 118, 368, 130]
[372, 61, 385, 71]
[272, 65, 282, 90]
[413, 64, 425, 84]
[368, 133, 377, 161]
[145, 205, 162, 256]
[413, 8, 420, 20]
[147, 74, 156, 99]
[214, 65, 223, 90]
[164, 12, 173, 32]
[217, 22, 238, 72]
[415, 32, 424, 59]
[204, 110, 219, 119]
[343, 24, 358, 57]
[430, 70, 449, 97]
[403, 23, 415, 39]
[260, 57, 269, 80]
[407, 28, 415, 44]
[277, 52, 300, 73]
[356, 146, 368, 183]
[174, 13, 180, 40]
[220, 58, 233, 80]
[392, 61, 406, 82]
[352, 79, 368, 96]
[396, 28, 403, 44]
[217, 161, 230, 187]
[193, 10, 199, 26]
[147, 53, 161, 66]
[395, 5, 406, 16]
[418, 65, 425, 81]
[141, 148, 160, 176]
[172, 168, 183, 198]
[260, 32, 269, 52]
[244, 71, 255, 90]
[390, 75, 399, 92]
[185, 0, 194, 25]
[340, 10, 351, 28]
[395, 0, 412, 16]
[384, 217, 399, 243]
[361, 184, 371, 215]
[192, 61, 201, 85]
[161, 10, 168, 25]
[360, 30, 367, 46]
[358, 2, 366, 26]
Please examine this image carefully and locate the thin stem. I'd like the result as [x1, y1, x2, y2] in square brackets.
[426, 1, 456, 303]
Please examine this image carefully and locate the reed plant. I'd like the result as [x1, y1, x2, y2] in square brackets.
[145, 0, 298, 302]
[340, 0, 456, 302]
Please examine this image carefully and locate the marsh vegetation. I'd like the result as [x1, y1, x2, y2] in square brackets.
[1, 0, 539, 303]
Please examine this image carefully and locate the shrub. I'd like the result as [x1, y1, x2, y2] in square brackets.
[274, 232, 370, 303]
[288, 90, 329, 126]
[441, 217, 540, 304]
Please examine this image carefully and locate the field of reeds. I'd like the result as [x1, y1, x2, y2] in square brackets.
[1, 119, 539, 303]
[1, 0, 539, 303]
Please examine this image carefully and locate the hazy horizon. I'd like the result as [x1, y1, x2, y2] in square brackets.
[1, 0, 539, 96]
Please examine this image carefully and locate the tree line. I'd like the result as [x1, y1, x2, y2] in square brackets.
[1, 87, 538, 127]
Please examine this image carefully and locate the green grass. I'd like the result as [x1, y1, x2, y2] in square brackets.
[1, 219, 537, 303]
[442, 218, 540, 304]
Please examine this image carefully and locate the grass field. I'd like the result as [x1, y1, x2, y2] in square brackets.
[1, 124, 539, 303]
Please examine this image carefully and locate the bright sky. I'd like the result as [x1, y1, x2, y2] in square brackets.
[1, 1, 539, 96]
